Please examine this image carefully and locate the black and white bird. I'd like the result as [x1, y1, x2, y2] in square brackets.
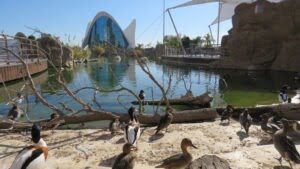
[278, 85, 290, 104]
[124, 107, 141, 147]
[112, 143, 137, 169]
[155, 107, 173, 134]
[220, 105, 234, 124]
[109, 118, 121, 135]
[239, 109, 252, 135]
[10, 124, 48, 169]
[273, 119, 300, 168]
[6, 92, 24, 105]
[139, 90, 146, 104]
[7, 105, 22, 121]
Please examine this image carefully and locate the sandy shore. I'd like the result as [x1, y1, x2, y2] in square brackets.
[0, 120, 299, 169]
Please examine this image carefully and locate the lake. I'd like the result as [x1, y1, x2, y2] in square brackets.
[0, 57, 299, 128]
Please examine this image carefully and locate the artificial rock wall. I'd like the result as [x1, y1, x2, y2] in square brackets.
[216, 0, 300, 72]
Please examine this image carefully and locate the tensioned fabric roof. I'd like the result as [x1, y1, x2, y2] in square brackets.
[169, 0, 283, 26]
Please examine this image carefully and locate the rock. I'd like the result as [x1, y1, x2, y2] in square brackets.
[62, 46, 73, 67]
[38, 35, 73, 67]
[187, 155, 231, 169]
[213, 0, 300, 72]
[271, 38, 300, 72]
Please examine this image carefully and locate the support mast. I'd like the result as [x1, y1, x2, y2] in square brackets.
[217, 0, 222, 46]
[167, 9, 186, 56]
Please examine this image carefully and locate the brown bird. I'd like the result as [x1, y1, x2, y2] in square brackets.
[112, 143, 137, 169]
[273, 119, 300, 168]
[109, 118, 121, 135]
[155, 107, 173, 134]
[290, 120, 300, 134]
[260, 114, 281, 135]
[155, 138, 197, 169]
[220, 105, 234, 123]
[239, 109, 252, 135]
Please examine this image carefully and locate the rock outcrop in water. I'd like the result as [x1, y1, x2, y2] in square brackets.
[214, 0, 300, 72]
[38, 35, 73, 67]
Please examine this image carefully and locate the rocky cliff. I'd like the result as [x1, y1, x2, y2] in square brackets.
[38, 35, 73, 67]
[214, 0, 300, 72]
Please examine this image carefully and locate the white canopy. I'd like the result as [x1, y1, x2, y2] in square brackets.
[169, 0, 283, 25]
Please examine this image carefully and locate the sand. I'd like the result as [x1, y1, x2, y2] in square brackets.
[0, 120, 299, 169]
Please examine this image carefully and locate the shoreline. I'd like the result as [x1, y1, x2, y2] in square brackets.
[1, 120, 299, 169]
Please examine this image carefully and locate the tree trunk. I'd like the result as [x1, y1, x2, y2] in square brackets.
[218, 103, 300, 121]
[0, 108, 218, 130]
[131, 93, 213, 107]
[1, 103, 300, 130]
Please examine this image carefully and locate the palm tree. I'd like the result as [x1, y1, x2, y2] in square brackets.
[204, 33, 213, 48]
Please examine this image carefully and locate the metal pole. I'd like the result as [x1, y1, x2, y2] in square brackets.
[217, 0, 222, 46]
[163, 0, 166, 56]
[167, 9, 186, 56]
[208, 25, 215, 45]
[4, 35, 10, 63]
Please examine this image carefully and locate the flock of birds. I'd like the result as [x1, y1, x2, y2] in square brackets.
[221, 105, 300, 169]
[6, 89, 300, 169]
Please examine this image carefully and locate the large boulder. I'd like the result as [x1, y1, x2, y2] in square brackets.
[213, 0, 300, 71]
[272, 35, 300, 72]
[62, 46, 73, 67]
[38, 35, 73, 67]
[188, 155, 231, 169]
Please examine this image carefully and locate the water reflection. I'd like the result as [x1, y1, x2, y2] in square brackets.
[87, 58, 136, 89]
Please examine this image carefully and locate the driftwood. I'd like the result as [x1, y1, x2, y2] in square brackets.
[188, 155, 231, 169]
[217, 103, 300, 121]
[0, 108, 218, 130]
[131, 93, 213, 107]
[1, 103, 300, 130]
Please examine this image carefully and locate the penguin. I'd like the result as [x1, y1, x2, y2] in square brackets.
[7, 105, 22, 121]
[124, 107, 141, 147]
[6, 92, 24, 105]
[139, 90, 146, 105]
[10, 124, 48, 169]
[278, 85, 289, 104]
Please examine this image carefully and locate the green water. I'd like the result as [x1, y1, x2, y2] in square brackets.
[0, 57, 299, 127]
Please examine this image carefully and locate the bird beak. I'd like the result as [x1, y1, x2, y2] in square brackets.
[131, 147, 138, 151]
[191, 144, 198, 149]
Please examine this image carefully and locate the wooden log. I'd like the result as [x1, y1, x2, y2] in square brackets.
[131, 93, 213, 107]
[217, 103, 300, 121]
[1, 103, 300, 130]
[0, 108, 218, 130]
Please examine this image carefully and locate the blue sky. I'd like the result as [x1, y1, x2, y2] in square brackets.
[0, 0, 232, 46]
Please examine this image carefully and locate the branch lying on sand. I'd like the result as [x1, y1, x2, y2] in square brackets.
[2, 102, 300, 130]
[0, 107, 218, 130]
[131, 92, 213, 107]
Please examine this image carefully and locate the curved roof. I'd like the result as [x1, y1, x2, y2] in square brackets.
[82, 11, 135, 49]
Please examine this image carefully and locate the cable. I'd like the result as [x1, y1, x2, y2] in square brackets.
[136, 13, 164, 41]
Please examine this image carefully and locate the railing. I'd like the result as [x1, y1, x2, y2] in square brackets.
[164, 45, 224, 59]
[0, 34, 41, 65]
